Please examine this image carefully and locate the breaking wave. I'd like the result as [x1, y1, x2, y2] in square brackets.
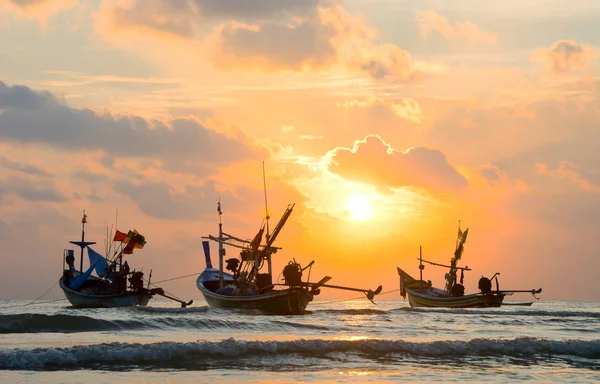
[0, 314, 333, 334]
[1, 337, 598, 371]
[396, 307, 600, 318]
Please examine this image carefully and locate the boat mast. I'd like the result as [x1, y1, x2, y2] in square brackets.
[262, 161, 272, 277]
[218, 198, 224, 288]
[419, 245, 423, 289]
[69, 210, 96, 272]
[80, 210, 86, 272]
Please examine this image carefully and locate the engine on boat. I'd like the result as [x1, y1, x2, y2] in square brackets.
[478, 276, 492, 294]
[282, 260, 303, 286]
[226, 258, 240, 273]
[451, 283, 465, 297]
[129, 271, 144, 290]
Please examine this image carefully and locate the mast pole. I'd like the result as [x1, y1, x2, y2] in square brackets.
[218, 198, 224, 288]
[262, 161, 272, 277]
[419, 245, 423, 290]
[79, 210, 87, 272]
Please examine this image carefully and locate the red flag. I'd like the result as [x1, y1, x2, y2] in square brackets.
[113, 230, 127, 242]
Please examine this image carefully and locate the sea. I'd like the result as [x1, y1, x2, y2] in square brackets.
[0, 297, 598, 383]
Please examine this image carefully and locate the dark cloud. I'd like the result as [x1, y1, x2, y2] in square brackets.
[0, 176, 68, 203]
[71, 168, 109, 183]
[531, 40, 596, 75]
[215, 19, 336, 69]
[114, 179, 262, 220]
[8, 0, 47, 7]
[109, 0, 321, 37]
[0, 155, 53, 177]
[0, 81, 262, 176]
[194, 0, 320, 20]
[327, 135, 468, 190]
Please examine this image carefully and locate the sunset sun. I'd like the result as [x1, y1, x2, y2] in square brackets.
[345, 193, 373, 220]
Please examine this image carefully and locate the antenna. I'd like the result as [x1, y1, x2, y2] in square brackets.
[262, 161, 270, 238]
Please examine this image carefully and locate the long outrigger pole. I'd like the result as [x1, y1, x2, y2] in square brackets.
[418, 258, 472, 271]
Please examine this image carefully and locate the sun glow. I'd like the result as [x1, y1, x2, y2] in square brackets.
[345, 193, 373, 220]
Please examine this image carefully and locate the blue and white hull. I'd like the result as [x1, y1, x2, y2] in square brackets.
[59, 276, 152, 308]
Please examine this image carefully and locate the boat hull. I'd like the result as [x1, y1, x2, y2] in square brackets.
[59, 277, 152, 308]
[196, 270, 313, 315]
[406, 288, 504, 308]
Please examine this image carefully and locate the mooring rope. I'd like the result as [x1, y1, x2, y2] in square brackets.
[0, 279, 64, 309]
[309, 288, 400, 305]
[151, 272, 202, 285]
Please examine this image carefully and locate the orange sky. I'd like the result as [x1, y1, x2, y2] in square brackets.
[0, 0, 599, 302]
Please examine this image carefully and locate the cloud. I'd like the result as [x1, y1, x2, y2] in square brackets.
[531, 40, 597, 75]
[210, 17, 337, 71]
[114, 178, 261, 220]
[0, 176, 68, 203]
[0, 155, 53, 177]
[415, 10, 497, 44]
[209, 5, 425, 81]
[2, 0, 78, 24]
[97, 2, 426, 82]
[325, 134, 468, 191]
[0, 81, 263, 176]
[98, 0, 320, 39]
[71, 167, 109, 183]
[535, 161, 600, 192]
[337, 97, 424, 124]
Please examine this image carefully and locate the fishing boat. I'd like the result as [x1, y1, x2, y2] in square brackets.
[397, 224, 542, 309]
[196, 165, 382, 315]
[59, 212, 193, 308]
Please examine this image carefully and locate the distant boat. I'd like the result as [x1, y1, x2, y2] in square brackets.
[196, 164, 382, 315]
[397, 224, 542, 309]
[60, 212, 192, 308]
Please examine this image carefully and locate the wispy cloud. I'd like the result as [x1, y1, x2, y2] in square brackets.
[415, 10, 497, 44]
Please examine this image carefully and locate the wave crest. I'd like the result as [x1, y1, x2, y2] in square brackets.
[1, 337, 598, 370]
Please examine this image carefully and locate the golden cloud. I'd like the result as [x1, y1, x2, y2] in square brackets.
[415, 10, 497, 44]
[336, 97, 425, 124]
[325, 134, 468, 191]
[535, 161, 600, 192]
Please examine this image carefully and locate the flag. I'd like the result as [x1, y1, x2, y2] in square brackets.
[457, 228, 463, 241]
[116, 229, 147, 254]
[113, 230, 127, 242]
[249, 226, 265, 252]
[217, 200, 222, 215]
[133, 232, 146, 249]
[123, 237, 137, 254]
[82, 211, 87, 224]
[461, 228, 469, 244]
[454, 242, 464, 260]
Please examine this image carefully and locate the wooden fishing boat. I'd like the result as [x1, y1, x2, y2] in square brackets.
[196, 165, 382, 315]
[397, 224, 542, 309]
[60, 212, 192, 308]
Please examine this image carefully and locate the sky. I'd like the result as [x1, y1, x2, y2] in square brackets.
[0, 0, 599, 302]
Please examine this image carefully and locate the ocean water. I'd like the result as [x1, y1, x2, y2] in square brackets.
[0, 297, 598, 383]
